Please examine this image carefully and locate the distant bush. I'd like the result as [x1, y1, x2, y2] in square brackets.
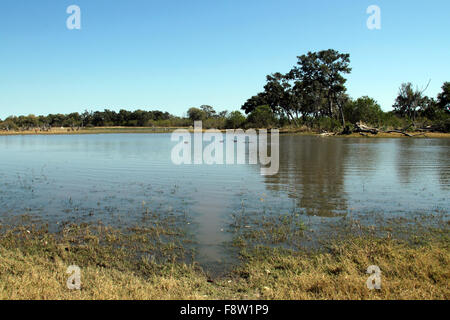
[0, 119, 18, 131]
[314, 117, 342, 132]
[432, 119, 450, 132]
[225, 111, 246, 129]
[246, 105, 276, 128]
[201, 118, 226, 129]
[344, 96, 384, 126]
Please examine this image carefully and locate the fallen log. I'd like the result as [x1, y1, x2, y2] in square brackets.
[385, 130, 413, 137]
[417, 125, 442, 132]
[354, 122, 379, 135]
[340, 121, 438, 137]
[320, 132, 336, 137]
[411, 132, 428, 138]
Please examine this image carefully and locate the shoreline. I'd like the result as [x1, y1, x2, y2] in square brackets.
[1, 126, 449, 138]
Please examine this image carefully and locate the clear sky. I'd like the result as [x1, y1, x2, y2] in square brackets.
[0, 0, 449, 119]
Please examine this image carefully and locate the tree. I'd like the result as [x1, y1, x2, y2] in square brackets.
[242, 92, 268, 115]
[246, 105, 276, 128]
[117, 109, 131, 126]
[242, 74, 306, 126]
[218, 110, 228, 119]
[1, 108, 187, 130]
[437, 82, 450, 114]
[63, 112, 81, 127]
[226, 111, 246, 129]
[263, 73, 301, 126]
[17, 114, 39, 128]
[200, 105, 216, 118]
[187, 107, 205, 122]
[91, 111, 105, 126]
[47, 114, 66, 127]
[393, 82, 427, 122]
[344, 96, 383, 125]
[418, 97, 439, 120]
[291, 49, 351, 126]
[241, 50, 351, 128]
[132, 110, 151, 126]
[0, 118, 18, 131]
[79, 110, 91, 127]
[102, 109, 118, 126]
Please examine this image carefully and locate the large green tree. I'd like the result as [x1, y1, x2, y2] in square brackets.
[344, 96, 383, 125]
[242, 92, 269, 115]
[437, 82, 450, 114]
[200, 105, 216, 118]
[290, 49, 351, 126]
[187, 107, 206, 122]
[241, 49, 352, 128]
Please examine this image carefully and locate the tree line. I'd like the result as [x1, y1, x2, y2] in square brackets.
[241, 49, 449, 133]
[0, 105, 251, 132]
[0, 109, 188, 131]
[1, 49, 449, 132]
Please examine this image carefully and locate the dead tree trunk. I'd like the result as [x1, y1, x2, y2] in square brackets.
[354, 122, 379, 135]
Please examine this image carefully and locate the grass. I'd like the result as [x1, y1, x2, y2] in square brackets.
[0, 127, 181, 136]
[339, 132, 450, 139]
[234, 236, 449, 300]
[0, 219, 448, 300]
[1, 126, 449, 138]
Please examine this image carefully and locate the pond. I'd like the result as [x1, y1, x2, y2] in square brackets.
[0, 134, 448, 271]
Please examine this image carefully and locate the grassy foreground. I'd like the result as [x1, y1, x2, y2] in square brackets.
[0, 223, 448, 300]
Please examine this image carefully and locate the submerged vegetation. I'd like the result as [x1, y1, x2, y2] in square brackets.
[0, 213, 448, 300]
[1, 50, 449, 134]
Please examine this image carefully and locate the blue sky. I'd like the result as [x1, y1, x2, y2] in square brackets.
[0, 0, 449, 119]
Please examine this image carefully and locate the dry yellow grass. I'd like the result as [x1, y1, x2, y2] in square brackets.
[340, 132, 450, 139]
[0, 127, 181, 136]
[0, 225, 448, 300]
[0, 246, 212, 300]
[1, 127, 449, 138]
[235, 238, 449, 300]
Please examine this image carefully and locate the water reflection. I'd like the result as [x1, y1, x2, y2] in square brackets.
[0, 134, 449, 269]
[265, 136, 348, 216]
[436, 142, 450, 191]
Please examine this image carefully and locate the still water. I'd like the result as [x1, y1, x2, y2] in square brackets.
[0, 134, 449, 268]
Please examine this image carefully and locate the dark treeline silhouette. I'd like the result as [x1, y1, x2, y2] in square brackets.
[1, 49, 449, 132]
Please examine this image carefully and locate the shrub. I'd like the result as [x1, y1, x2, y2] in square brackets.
[225, 111, 246, 129]
[314, 117, 342, 132]
[246, 105, 276, 128]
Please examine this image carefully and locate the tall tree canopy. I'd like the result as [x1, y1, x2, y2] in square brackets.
[291, 49, 351, 125]
[241, 49, 351, 126]
[393, 83, 427, 121]
[437, 82, 450, 114]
